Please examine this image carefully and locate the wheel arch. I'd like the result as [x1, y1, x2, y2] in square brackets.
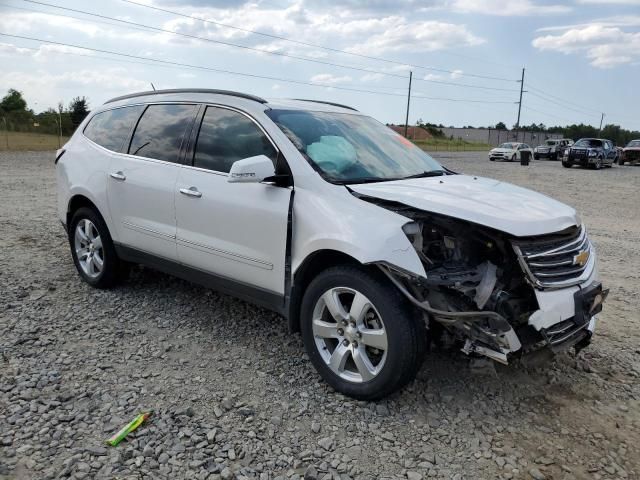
[288, 249, 370, 333]
[66, 194, 109, 235]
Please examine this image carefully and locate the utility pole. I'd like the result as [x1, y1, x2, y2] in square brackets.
[404, 70, 412, 138]
[1, 116, 8, 150]
[598, 113, 605, 135]
[57, 103, 63, 149]
[515, 67, 526, 139]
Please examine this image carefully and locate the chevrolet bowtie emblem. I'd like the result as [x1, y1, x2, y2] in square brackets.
[573, 249, 590, 267]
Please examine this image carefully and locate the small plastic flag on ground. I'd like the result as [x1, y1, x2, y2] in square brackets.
[106, 411, 153, 447]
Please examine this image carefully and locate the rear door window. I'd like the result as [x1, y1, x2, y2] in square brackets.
[192, 106, 277, 173]
[83, 105, 143, 152]
[129, 104, 197, 163]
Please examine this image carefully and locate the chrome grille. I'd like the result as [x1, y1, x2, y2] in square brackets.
[512, 226, 594, 289]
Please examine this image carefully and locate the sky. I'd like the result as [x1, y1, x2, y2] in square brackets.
[0, 0, 638, 130]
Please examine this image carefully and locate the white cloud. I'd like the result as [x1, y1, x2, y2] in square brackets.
[0, 42, 95, 61]
[537, 15, 640, 31]
[158, 5, 484, 57]
[0, 12, 103, 37]
[450, 0, 570, 15]
[310, 73, 352, 85]
[346, 19, 484, 55]
[423, 69, 464, 81]
[576, 0, 640, 4]
[0, 68, 149, 108]
[0, 43, 34, 56]
[532, 25, 640, 68]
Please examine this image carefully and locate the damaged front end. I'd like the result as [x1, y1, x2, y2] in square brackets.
[362, 197, 607, 365]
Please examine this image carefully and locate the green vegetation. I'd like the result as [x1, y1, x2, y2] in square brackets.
[0, 131, 70, 151]
[414, 138, 491, 152]
[519, 122, 640, 146]
[0, 88, 88, 151]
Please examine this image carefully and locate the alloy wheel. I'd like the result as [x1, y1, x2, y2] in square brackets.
[312, 287, 388, 383]
[74, 219, 104, 278]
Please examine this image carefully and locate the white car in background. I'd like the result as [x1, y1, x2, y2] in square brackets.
[56, 89, 607, 400]
[489, 142, 533, 162]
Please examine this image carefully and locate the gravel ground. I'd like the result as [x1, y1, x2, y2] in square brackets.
[1, 151, 639, 480]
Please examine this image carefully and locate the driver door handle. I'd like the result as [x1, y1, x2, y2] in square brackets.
[109, 171, 126, 181]
[179, 187, 202, 198]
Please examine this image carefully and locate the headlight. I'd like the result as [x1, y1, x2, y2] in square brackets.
[589, 150, 598, 157]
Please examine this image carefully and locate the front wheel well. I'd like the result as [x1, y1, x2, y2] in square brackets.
[288, 250, 371, 333]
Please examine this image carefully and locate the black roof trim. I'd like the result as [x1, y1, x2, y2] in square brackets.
[291, 99, 358, 111]
[105, 88, 267, 105]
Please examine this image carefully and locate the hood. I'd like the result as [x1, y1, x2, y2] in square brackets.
[349, 175, 578, 237]
[624, 146, 640, 151]
[490, 148, 514, 153]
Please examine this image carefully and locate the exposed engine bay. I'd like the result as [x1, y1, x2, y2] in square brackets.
[354, 194, 601, 364]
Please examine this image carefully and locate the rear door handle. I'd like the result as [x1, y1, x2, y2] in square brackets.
[110, 171, 126, 181]
[179, 187, 202, 198]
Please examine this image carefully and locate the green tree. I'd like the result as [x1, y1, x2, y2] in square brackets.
[494, 122, 507, 130]
[69, 96, 90, 127]
[0, 88, 27, 112]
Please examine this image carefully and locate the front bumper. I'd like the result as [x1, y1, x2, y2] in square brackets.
[380, 264, 607, 365]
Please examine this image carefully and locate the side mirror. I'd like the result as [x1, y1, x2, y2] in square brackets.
[227, 155, 276, 184]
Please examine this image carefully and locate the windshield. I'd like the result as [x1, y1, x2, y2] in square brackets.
[265, 109, 444, 183]
[497, 143, 515, 149]
[627, 140, 640, 148]
[545, 140, 557, 146]
[575, 139, 602, 148]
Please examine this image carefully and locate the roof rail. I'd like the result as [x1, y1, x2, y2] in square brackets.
[105, 88, 267, 105]
[291, 99, 358, 111]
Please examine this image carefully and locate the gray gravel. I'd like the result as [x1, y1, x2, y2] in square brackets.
[1, 150, 639, 480]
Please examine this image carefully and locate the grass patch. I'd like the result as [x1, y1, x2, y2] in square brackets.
[0, 131, 69, 151]
[414, 138, 491, 152]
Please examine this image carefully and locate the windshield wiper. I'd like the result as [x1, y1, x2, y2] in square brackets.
[400, 170, 446, 180]
[341, 177, 391, 185]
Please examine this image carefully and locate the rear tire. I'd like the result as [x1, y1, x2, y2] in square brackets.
[300, 265, 425, 400]
[68, 207, 123, 289]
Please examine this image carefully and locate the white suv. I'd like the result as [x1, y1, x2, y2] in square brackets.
[56, 89, 607, 399]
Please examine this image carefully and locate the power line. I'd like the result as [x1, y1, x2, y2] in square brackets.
[526, 90, 601, 118]
[525, 83, 602, 116]
[7, 39, 510, 98]
[118, 0, 519, 83]
[522, 105, 579, 124]
[17, 0, 521, 93]
[0, 32, 516, 105]
[16, 0, 409, 82]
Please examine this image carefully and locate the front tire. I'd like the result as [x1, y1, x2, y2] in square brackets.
[562, 160, 573, 168]
[593, 157, 603, 170]
[300, 265, 425, 400]
[69, 207, 123, 289]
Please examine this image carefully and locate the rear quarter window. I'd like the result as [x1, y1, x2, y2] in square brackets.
[83, 105, 144, 152]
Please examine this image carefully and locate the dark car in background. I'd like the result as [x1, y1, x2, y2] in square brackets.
[534, 138, 573, 160]
[563, 138, 617, 170]
[620, 139, 640, 165]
